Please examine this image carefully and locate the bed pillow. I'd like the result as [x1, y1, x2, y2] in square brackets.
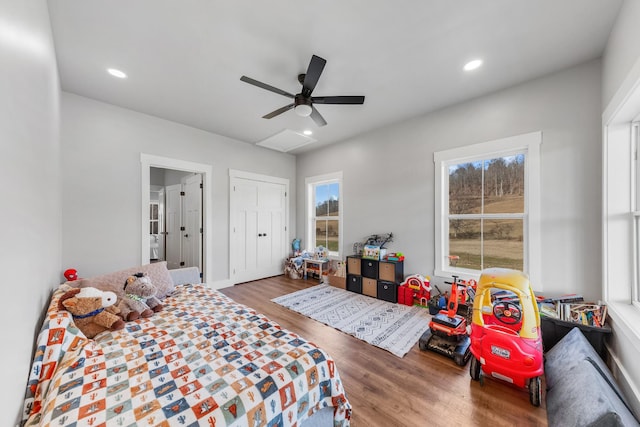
[73, 261, 175, 299]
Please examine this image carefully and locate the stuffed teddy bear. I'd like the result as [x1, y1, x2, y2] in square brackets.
[58, 287, 125, 338]
[117, 272, 163, 321]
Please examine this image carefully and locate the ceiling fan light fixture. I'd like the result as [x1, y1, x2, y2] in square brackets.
[294, 104, 312, 117]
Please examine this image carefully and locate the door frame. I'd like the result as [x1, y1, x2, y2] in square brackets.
[229, 169, 289, 284]
[141, 154, 213, 282]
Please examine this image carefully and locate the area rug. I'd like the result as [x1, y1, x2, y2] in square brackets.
[272, 284, 432, 357]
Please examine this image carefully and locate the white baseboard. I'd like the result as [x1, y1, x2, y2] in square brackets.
[207, 279, 234, 290]
[607, 344, 640, 419]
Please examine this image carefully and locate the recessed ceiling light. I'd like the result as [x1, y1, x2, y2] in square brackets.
[107, 68, 127, 78]
[303, 130, 313, 136]
[463, 59, 483, 71]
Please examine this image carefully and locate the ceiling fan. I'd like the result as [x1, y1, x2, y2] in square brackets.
[240, 54, 365, 127]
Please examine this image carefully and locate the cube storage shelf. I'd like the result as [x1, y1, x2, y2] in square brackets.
[346, 255, 404, 303]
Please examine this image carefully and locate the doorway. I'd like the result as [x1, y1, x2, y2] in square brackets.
[150, 168, 203, 272]
[141, 154, 212, 281]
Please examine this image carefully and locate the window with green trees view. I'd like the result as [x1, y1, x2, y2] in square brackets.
[434, 132, 541, 281]
[306, 172, 343, 257]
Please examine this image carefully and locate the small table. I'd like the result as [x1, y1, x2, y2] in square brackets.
[304, 258, 329, 283]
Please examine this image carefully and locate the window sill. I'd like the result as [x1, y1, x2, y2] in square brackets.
[607, 301, 640, 352]
[434, 267, 480, 283]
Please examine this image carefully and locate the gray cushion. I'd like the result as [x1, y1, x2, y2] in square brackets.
[545, 327, 619, 393]
[168, 266, 201, 286]
[546, 359, 637, 427]
[545, 327, 639, 427]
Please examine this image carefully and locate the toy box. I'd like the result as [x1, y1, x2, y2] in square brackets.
[362, 245, 386, 260]
[540, 316, 611, 358]
[328, 274, 346, 289]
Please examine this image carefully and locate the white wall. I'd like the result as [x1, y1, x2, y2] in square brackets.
[297, 59, 602, 300]
[602, 0, 640, 109]
[61, 93, 296, 285]
[0, 1, 61, 423]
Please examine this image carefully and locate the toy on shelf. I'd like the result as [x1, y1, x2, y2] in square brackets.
[419, 275, 472, 366]
[385, 252, 404, 262]
[354, 233, 394, 257]
[468, 268, 544, 406]
[314, 246, 328, 260]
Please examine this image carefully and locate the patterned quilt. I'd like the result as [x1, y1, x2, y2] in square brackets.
[22, 284, 351, 426]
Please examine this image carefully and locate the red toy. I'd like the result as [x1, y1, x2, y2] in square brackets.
[419, 275, 471, 366]
[64, 268, 79, 281]
[469, 268, 544, 406]
[398, 274, 431, 306]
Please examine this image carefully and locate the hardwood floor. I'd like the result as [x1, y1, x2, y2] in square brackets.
[219, 275, 548, 427]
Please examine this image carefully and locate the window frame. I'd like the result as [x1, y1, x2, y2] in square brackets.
[305, 172, 343, 259]
[633, 122, 640, 307]
[434, 132, 541, 284]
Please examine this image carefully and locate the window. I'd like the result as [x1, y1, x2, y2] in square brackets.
[150, 201, 159, 234]
[434, 132, 541, 283]
[306, 172, 343, 258]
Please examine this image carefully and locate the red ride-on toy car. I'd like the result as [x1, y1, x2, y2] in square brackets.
[419, 275, 472, 366]
[469, 268, 544, 406]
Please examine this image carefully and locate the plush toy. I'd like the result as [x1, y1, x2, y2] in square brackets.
[58, 287, 125, 338]
[117, 272, 163, 321]
[64, 268, 79, 281]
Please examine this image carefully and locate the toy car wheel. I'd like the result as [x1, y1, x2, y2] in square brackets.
[529, 376, 542, 407]
[418, 329, 432, 351]
[469, 356, 481, 381]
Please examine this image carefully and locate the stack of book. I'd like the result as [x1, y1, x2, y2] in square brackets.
[538, 294, 608, 328]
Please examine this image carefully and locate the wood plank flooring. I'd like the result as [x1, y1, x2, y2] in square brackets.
[219, 275, 548, 427]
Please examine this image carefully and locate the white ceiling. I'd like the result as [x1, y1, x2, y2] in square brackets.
[47, 0, 622, 154]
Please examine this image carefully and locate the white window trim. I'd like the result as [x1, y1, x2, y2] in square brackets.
[634, 122, 640, 307]
[433, 131, 541, 285]
[601, 58, 640, 415]
[305, 171, 343, 259]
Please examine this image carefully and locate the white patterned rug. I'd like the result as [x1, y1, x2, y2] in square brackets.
[272, 284, 432, 357]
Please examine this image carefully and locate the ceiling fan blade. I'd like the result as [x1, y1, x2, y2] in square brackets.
[301, 55, 326, 98]
[262, 103, 294, 119]
[240, 76, 295, 98]
[310, 106, 327, 127]
[311, 96, 365, 105]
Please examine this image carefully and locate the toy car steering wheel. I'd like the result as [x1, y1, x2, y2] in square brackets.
[493, 301, 522, 325]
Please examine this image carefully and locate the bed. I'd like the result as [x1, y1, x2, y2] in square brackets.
[22, 276, 351, 426]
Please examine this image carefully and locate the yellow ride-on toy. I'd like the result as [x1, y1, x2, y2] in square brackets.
[469, 268, 544, 406]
